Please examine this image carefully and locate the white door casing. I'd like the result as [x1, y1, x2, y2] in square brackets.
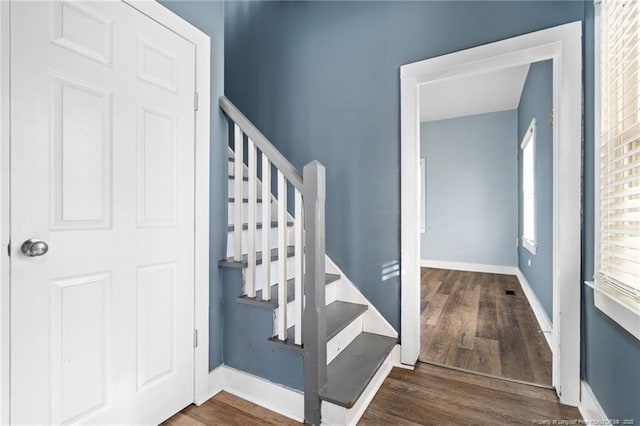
[400, 22, 582, 405]
[9, 1, 204, 424]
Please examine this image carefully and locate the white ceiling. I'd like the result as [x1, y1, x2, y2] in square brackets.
[419, 64, 531, 123]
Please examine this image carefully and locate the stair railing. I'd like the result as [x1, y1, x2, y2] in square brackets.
[220, 96, 326, 424]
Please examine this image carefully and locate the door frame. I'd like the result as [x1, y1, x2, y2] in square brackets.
[0, 1, 211, 422]
[399, 22, 582, 405]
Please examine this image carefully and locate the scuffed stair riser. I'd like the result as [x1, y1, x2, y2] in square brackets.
[271, 279, 341, 329]
[327, 316, 363, 364]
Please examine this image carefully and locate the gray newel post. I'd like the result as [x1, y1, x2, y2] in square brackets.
[302, 161, 327, 425]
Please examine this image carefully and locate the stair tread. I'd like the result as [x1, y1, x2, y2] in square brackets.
[326, 301, 368, 340]
[219, 246, 295, 268]
[239, 273, 340, 308]
[319, 333, 396, 408]
[227, 221, 293, 232]
[266, 300, 367, 354]
[228, 197, 263, 203]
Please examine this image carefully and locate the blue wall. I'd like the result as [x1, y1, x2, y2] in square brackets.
[517, 60, 553, 321]
[581, 2, 640, 421]
[420, 111, 517, 267]
[158, 0, 226, 371]
[225, 0, 584, 333]
[222, 0, 640, 419]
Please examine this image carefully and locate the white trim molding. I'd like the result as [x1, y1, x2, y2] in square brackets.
[420, 260, 517, 276]
[515, 269, 553, 349]
[204, 346, 403, 426]
[209, 366, 305, 422]
[206, 364, 225, 401]
[124, 0, 212, 406]
[0, 2, 10, 424]
[579, 381, 608, 423]
[401, 22, 582, 405]
[585, 281, 640, 341]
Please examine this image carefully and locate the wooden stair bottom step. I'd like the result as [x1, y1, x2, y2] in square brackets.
[218, 246, 295, 268]
[266, 301, 368, 353]
[238, 273, 340, 309]
[319, 333, 396, 409]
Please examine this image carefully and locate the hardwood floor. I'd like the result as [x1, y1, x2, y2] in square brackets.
[162, 392, 299, 426]
[166, 363, 580, 426]
[419, 268, 552, 386]
[359, 363, 581, 425]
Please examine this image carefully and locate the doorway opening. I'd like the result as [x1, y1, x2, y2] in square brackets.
[400, 22, 582, 405]
[418, 60, 554, 387]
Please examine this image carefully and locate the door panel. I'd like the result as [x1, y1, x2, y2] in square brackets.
[10, 1, 196, 424]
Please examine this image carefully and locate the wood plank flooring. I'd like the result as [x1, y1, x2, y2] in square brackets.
[359, 363, 581, 425]
[162, 391, 299, 426]
[419, 268, 552, 386]
[166, 363, 580, 426]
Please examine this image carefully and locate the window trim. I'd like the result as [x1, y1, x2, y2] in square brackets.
[521, 118, 537, 255]
[592, 0, 640, 341]
[420, 158, 426, 234]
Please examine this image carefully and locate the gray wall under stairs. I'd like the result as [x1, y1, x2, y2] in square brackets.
[222, 269, 304, 391]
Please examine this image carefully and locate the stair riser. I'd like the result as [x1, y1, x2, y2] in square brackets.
[327, 316, 363, 364]
[228, 161, 248, 178]
[242, 255, 297, 290]
[273, 279, 340, 329]
[227, 226, 293, 257]
[228, 201, 276, 224]
[228, 179, 264, 198]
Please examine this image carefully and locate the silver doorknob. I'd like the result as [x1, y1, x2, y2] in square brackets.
[21, 239, 49, 257]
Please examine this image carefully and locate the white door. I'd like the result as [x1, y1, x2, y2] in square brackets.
[10, 1, 196, 424]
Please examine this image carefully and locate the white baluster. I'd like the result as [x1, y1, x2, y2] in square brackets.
[233, 124, 243, 261]
[277, 171, 288, 340]
[246, 139, 257, 298]
[262, 153, 271, 301]
[294, 189, 303, 345]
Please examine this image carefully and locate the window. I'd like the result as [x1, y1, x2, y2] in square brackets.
[521, 119, 537, 255]
[593, 0, 640, 339]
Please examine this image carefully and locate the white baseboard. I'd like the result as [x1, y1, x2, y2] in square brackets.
[420, 259, 517, 275]
[203, 351, 399, 426]
[203, 366, 304, 422]
[203, 364, 225, 402]
[321, 345, 400, 426]
[579, 381, 608, 422]
[515, 268, 553, 349]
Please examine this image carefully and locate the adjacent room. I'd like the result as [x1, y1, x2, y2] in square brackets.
[419, 60, 555, 387]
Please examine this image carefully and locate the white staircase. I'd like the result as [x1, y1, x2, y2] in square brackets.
[219, 97, 398, 425]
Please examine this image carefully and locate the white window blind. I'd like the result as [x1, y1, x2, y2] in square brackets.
[597, 0, 640, 310]
[522, 119, 536, 254]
